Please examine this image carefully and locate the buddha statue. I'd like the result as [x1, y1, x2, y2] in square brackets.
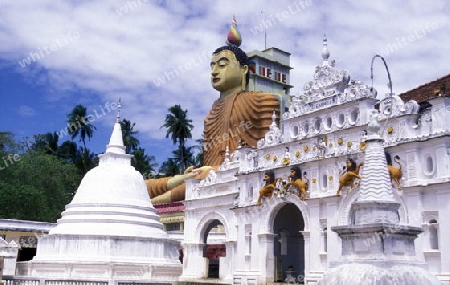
[146, 16, 281, 203]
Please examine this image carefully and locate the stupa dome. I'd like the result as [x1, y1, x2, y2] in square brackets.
[49, 117, 167, 239]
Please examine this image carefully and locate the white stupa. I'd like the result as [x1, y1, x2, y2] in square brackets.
[18, 102, 182, 281]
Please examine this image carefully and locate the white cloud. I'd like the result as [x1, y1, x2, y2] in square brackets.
[18, 105, 35, 117]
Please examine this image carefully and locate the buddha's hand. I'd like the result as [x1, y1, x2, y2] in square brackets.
[184, 165, 213, 177]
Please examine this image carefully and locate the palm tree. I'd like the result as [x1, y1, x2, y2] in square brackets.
[159, 158, 179, 176]
[172, 145, 196, 171]
[193, 137, 205, 167]
[74, 147, 97, 175]
[120, 119, 140, 154]
[58, 140, 78, 162]
[66, 105, 96, 148]
[161, 105, 193, 172]
[131, 148, 158, 177]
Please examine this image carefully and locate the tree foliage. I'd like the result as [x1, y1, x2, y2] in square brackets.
[66, 104, 96, 148]
[0, 104, 164, 222]
[0, 149, 81, 222]
[161, 105, 193, 173]
[131, 148, 158, 178]
[158, 158, 179, 177]
[120, 119, 140, 154]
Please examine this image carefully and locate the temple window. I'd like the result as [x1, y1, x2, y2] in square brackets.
[424, 155, 434, 175]
[325, 117, 332, 130]
[429, 219, 438, 250]
[245, 224, 252, 255]
[349, 108, 359, 124]
[337, 113, 345, 127]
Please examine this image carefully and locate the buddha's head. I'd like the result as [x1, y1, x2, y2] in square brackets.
[210, 16, 249, 98]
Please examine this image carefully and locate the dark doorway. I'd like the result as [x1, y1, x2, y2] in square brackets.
[273, 203, 305, 282]
[203, 220, 226, 279]
[17, 247, 36, 261]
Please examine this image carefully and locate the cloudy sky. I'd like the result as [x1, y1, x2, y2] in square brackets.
[1, 0, 449, 168]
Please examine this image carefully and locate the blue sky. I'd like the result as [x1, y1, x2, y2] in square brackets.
[1, 0, 449, 169]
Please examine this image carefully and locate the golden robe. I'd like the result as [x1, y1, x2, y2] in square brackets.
[204, 91, 280, 166]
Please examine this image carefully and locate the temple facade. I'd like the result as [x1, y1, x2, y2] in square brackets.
[1, 39, 449, 285]
[179, 39, 450, 284]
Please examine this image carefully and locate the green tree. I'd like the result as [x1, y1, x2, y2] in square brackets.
[193, 137, 205, 167]
[131, 148, 158, 177]
[31, 132, 59, 155]
[0, 181, 49, 221]
[67, 105, 96, 148]
[74, 147, 97, 175]
[58, 140, 78, 162]
[0, 150, 81, 222]
[172, 145, 195, 170]
[0, 131, 16, 151]
[159, 158, 179, 176]
[120, 119, 140, 154]
[161, 105, 193, 173]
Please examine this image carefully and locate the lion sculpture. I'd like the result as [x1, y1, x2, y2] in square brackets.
[337, 158, 364, 196]
[386, 152, 403, 187]
[284, 166, 309, 200]
[257, 171, 278, 205]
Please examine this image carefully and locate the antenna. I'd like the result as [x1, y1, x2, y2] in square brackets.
[370, 55, 393, 135]
[260, 11, 267, 49]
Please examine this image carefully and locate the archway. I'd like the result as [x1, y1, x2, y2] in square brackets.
[202, 219, 226, 279]
[273, 203, 305, 282]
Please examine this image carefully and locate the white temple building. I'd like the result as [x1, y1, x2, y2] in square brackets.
[1, 38, 449, 285]
[180, 38, 450, 284]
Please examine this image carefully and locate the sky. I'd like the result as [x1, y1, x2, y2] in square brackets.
[0, 0, 449, 169]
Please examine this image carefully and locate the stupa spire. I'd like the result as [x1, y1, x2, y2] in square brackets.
[104, 99, 127, 157]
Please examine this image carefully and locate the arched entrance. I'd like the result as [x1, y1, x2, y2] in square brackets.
[202, 219, 226, 279]
[273, 203, 305, 282]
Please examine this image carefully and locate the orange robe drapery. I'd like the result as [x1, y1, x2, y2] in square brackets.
[204, 91, 280, 166]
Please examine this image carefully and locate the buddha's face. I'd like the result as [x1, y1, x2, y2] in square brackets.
[210, 50, 247, 92]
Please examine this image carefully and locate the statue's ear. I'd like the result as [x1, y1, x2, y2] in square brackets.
[241, 65, 249, 90]
[242, 64, 249, 74]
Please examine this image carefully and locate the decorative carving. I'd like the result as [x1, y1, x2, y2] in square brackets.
[199, 169, 217, 187]
[284, 166, 309, 200]
[386, 153, 403, 188]
[258, 111, 283, 148]
[257, 171, 278, 205]
[337, 158, 364, 196]
[19, 236, 37, 248]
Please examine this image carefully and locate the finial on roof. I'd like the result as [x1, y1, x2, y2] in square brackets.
[116, 98, 122, 123]
[321, 34, 330, 65]
[226, 15, 242, 47]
